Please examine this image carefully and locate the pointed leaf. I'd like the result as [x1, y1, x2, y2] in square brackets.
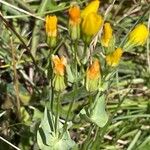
[37, 107, 76, 150]
[90, 94, 109, 127]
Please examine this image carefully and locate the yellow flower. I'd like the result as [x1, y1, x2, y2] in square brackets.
[52, 55, 67, 91]
[86, 59, 101, 92]
[81, 0, 100, 18]
[69, 5, 81, 25]
[45, 15, 57, 37]
[101, 22, 113, 47]
[68, 5, 81, 40]
[128, 24, 149, 46]
[45, 15, 58, 47]
[87, 60, 100, 80]
[52, 55, 67, 76]
[82, 12, 103, 36]
[106, 48, 123, 67]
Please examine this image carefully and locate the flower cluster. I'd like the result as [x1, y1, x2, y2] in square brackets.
[44, 0, 149, 92]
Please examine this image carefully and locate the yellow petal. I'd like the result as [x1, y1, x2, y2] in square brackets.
[106, 48, 123, 67]
[87, 59, 100, 80]
[69, 5, 81, 25]
[101, 22, 113, 47]
[81, 0, 100, 18]
[128, 24, 149, 46]
[52, 55, 67, 76]
[82, 12, 103, 36]
[45, 15, 58, 37]
[86, 59, 101, 92]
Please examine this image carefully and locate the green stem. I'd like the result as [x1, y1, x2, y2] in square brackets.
[55, 92, 61, 136]
[89, 94, 93, 106]
[62, 87, 76, 134]
[87, 127, 99, 150]
[82, 125, 95, 150]
[83, 43, 88, 59]
[10, 37, 21, 121]
[61, 41, 78, 138]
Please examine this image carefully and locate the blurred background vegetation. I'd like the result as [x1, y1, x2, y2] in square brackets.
[0, 0, 150, 149]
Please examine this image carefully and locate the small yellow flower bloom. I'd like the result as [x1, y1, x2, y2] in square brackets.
[86, 59, 101, 92]
[69, 5, 81, 25]
[101, 23, 113, 47]
[128, 24, 149, 46]
[45, 15, 57, 37]
[52, 55, 67, 91]
[87, 60, 100, 80]
[69, 5, 81, 40]
[81, 0, 100, 18]
[82, 12, 103, 36]
[106, 48, 123, 67]
[52, 55, 67, 76]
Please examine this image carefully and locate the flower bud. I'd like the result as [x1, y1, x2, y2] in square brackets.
[106, 48, 123, 67]
[86, 59, 101, 92]
[81, 12, 103, 43]
[128, 24, 149, 46]
[101, 23, 113, 47]
[81, 0, 100, 18]
[52, 55, 67, 91]
[69, 5, 81, 40]
[45, 15, 58, 48]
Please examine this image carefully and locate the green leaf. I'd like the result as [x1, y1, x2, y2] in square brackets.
[80, 94, 109, 128]
[37, 107, 76, 150]
[90, 94, 109, 127]
[66, 65, 75, 83]
[37, 128, 50, 150]
[20, 107, 31, 125]
[31, 107, 43, 121]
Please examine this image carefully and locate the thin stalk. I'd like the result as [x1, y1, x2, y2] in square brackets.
[83, 43, 88, 60]
[10, 37, 21, 121]
[48, 49, 55, 133]
[87, 127, 99, 150]
[14, 0, 34, 13]
[0, 0, 44, 21]
[89, 94, 93, 106]
[61, 84, 76, 137]
[55, 92, 61, 136]
[147, 13, 150, 72]
[82, 125, 95, 150]
[0, 136, 20, 150]
[61, 41, 78, 138]
[116, 70, 121, 102]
